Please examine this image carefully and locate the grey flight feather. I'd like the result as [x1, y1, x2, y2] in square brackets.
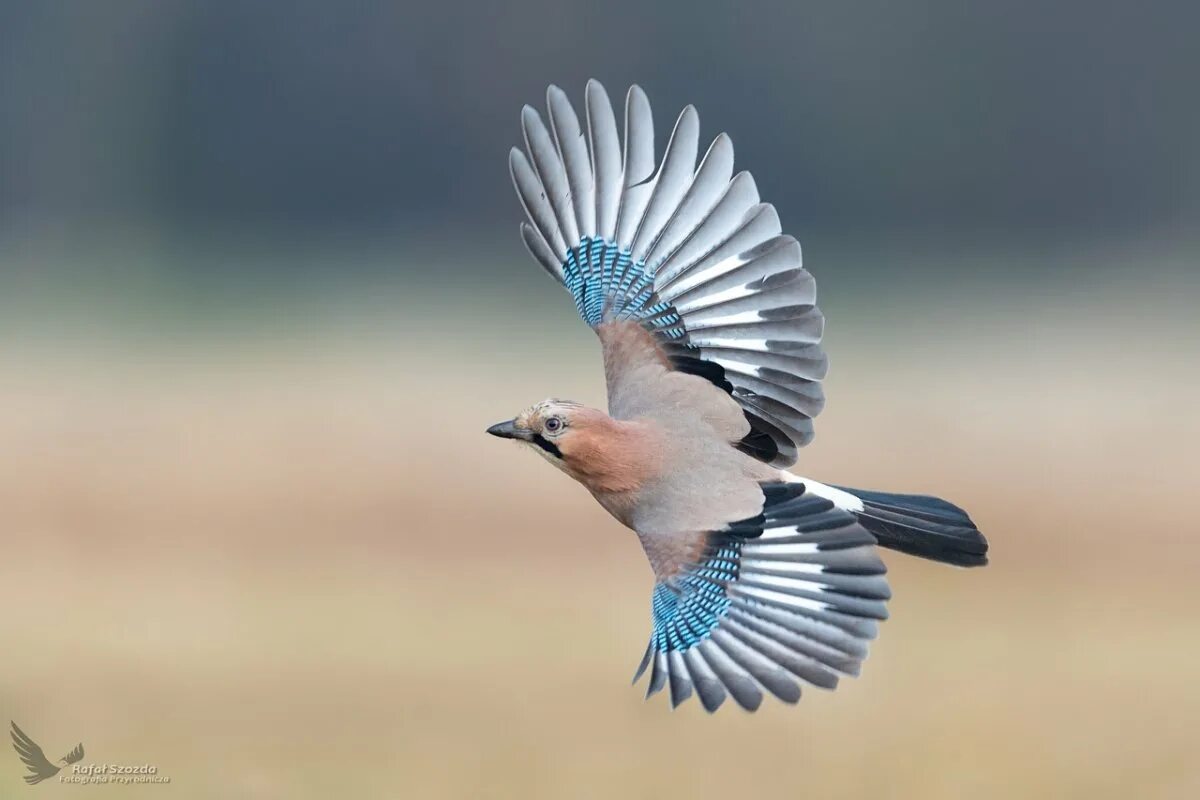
[614, 85, 656, 249]
[652, 171, 762, 288]
[586, 79, 622, 242]
[547, 85, 595, 240]
[519, 222, 563, 282]
[522, 105, 579, 248]
[510, 148, 566, 261]
[629, 105, 700, 263]
[643, 132, 735, 269]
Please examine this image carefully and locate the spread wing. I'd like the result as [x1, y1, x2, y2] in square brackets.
[62, 742, 85, 764]
[632, 481, 890, 712]
[511, 81, 826, 468]
[10, 721, 60, 784]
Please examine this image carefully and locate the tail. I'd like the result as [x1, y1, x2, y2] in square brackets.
[834, 486, 989, 568]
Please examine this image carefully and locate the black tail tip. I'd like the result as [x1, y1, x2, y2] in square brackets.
[837, 486, 989, 568]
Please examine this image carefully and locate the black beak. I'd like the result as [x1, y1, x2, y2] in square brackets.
[486, 419, 530, 441]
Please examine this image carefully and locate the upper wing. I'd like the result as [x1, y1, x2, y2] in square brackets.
[632, 481, 890, 713]
[511, 81, 827, 468]
[10, 722, 59, 784]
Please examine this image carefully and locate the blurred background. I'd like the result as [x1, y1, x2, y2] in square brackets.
[2, 2, 1198, 798]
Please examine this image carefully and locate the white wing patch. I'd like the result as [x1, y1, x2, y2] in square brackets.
[781, 473, 865, 512]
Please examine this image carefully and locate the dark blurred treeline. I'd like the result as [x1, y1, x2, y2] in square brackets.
[2, 0, 1197, 244]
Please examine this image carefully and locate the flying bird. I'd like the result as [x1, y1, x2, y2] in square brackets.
[10, 721, 84, 785]
[490, 81, 988, 712]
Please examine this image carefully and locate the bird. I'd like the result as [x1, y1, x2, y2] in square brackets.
[10, 721, 84, 785]
[489, 81, 988, 713]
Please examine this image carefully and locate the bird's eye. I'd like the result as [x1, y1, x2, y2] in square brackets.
[544, 417, 563, 434]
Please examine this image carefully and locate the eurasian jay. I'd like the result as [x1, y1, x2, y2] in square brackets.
[489, 81, 988, 713]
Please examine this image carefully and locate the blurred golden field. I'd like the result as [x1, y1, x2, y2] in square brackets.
[1, 244, 1198, 799]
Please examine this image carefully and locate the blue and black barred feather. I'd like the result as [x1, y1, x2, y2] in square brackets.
[562, 236, 684, 335]
[649, 541, 739, 653]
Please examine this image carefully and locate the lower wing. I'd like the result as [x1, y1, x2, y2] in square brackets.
[633, 481, 890, 712]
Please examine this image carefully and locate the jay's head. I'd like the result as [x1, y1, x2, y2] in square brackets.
[488, 399, 661, 495]
[486, 398, 589, 471]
